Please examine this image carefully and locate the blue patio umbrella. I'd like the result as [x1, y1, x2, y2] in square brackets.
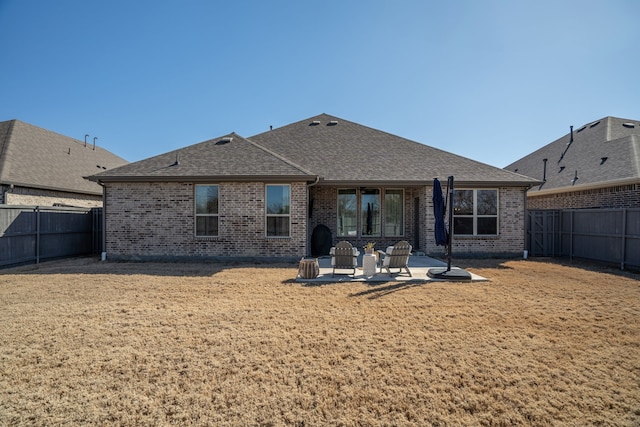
[432, 178, 448, 246]
[428, 176, 472, 280]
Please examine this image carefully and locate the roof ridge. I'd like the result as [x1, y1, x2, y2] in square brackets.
[244, 134, 317, 177]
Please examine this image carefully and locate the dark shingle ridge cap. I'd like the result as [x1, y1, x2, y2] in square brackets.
[243, 133, 316, 177]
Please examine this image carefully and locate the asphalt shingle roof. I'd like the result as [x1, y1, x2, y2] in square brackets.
[89, 114, 540, 187]
[505, 117, 640, 193]
[89, 133, 314, 182]
[0, 120, 128, 195]
[250, 114, 539, 186]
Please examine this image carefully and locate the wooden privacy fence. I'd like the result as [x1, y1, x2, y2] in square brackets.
[527, 208, 640, 270]
[0, 205, 102, 268]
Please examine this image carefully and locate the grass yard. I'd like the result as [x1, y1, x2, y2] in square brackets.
[0, 257, 639, 426]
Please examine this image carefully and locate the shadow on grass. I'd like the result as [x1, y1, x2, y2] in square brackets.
[0, 255, 300, 278]
[349, 281, 427, 299]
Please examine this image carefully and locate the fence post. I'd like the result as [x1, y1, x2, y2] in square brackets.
[621, 209, 627, 270]
[569, 210, 574, 261]
[35, 206, 40, 264]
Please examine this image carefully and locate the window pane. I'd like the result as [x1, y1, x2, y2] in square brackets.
[385, 189, 403, 236]
[477, 217, 497, 235]
[196, 185, 218, 214]
[453, 190, 473, 215]
[267, 217, 290, 236]
[196, 216, 218, 236]
[454, 217, 473, 235]
[361, 189, 380, 236]
[477, 190, 497, 215]
[338, 189, 357, 236]
[266, 185, 290, 214]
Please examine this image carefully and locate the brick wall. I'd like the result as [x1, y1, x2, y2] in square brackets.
[104, 181, 307, 260]
[528, 184, 640, 209]
[3, 185, 102, 208]
[424, 187, 526, 257]
[308, 185, 527, 257]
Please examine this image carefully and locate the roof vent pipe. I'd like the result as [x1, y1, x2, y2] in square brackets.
[542, 158, 548, 181]
[93, 137, 97, 151]
[84, 134, 89, 147]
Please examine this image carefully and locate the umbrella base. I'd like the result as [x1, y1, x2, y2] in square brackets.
[427, 267, 472, 281]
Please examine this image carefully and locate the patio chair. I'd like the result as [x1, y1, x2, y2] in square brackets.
[330, 241, 360, 276]
[378, 240, 412, 277]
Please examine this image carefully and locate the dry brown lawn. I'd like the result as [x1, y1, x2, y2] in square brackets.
[0, 257, 639, 426]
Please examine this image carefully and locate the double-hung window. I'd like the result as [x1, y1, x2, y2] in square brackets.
[338, 189, 357, 236]
[195, 185, 219, 237]
[453, 189, 498, 235]
[266, 184, 290, 237]
[384, 189, 404, 236]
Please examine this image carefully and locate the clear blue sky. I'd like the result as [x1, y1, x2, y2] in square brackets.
[1, 0, 637, 168]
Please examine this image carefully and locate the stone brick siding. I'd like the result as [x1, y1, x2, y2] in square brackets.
[309, 185, 527, 257]
[528, 184, 640, 209]
[2, 185, 102, 208]
[104, 181, 307, 260]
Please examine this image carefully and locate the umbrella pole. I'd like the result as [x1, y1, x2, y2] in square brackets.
[427, 175, 471, 281]
[447, 176, 454, 272]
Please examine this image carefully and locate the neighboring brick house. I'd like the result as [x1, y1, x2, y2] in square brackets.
[0, 119, 128, 207]
[88, 114, 539, 261]
[505, 116, 640, 209]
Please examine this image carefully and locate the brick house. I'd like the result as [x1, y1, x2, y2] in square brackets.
[505, 116, 640, 209]
[88, 114, 539, 261]
[0, 119, 128, 207]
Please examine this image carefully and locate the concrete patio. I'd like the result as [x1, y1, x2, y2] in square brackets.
[296, 254, 488, 283]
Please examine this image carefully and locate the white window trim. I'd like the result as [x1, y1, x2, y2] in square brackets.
[265, 184, 291, 238]
[453, 188, 499, 236]
[195, 184, 219, 237]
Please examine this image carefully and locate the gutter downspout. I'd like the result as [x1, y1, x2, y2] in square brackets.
[98, 182, 107, 261]
[306, 176, 321, 256]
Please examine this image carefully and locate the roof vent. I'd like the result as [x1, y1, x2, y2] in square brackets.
[600, 157, 608, 165]
[216, 137, 233, 145]
[559, 166, 565, 173]
[310, 120, 320, 126]
[622, 122, 635, 128]
[576, 125, 586, 133]
[328, 120, 338, 126]
[589, 121, 600, 128]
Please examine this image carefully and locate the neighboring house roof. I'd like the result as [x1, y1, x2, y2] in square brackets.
[504, 117, 640, 195]
[88, 133, 315, 182]
[89, 114, 540, 187]
[0, 119, 128, 196]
